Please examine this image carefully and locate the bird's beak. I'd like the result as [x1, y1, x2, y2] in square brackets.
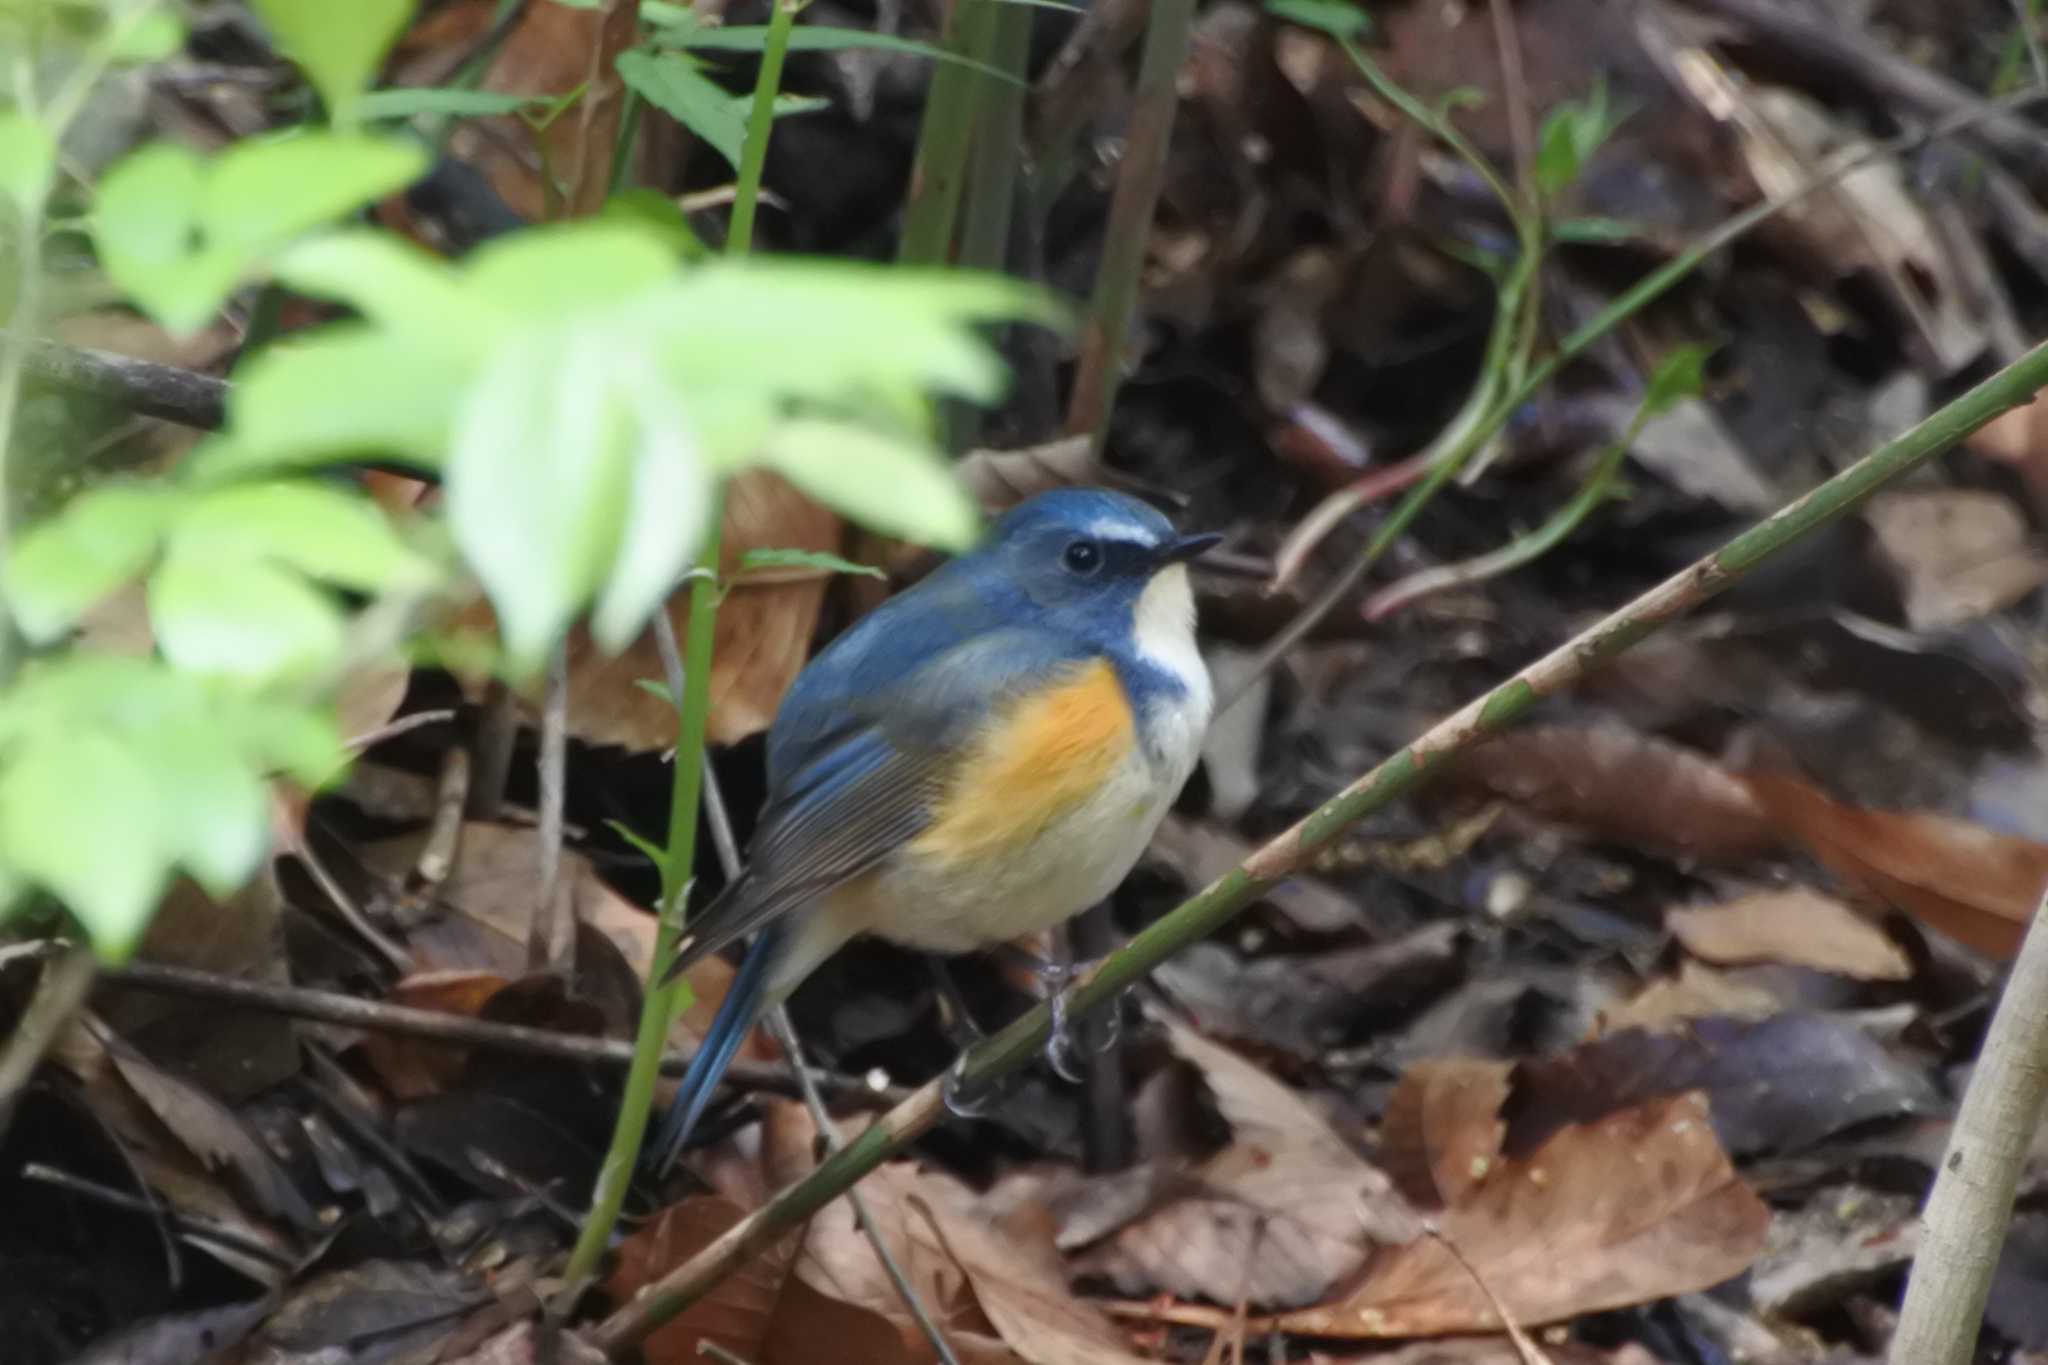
[1155, 531, 1222, 567]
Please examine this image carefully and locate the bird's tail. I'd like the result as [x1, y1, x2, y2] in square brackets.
[645, 924, 780, 1177]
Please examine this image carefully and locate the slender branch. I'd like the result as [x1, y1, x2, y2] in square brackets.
[98, 959, 898, 1102]
[1062, 0, 1198, 446]
[586, 334, 2048, 1358]
[1891, 879, 2048, 1364]
[0, 945, 96, 1144]
[15, 340, 229, 429]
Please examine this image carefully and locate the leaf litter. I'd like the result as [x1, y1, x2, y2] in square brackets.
[23, 0, 2048, 1361]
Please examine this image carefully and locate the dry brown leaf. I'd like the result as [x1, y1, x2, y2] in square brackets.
[610, 1195, 796, 1365]
[1271, 1075, 1769, 1337]
[99, 873, 297, 1101]
[448, 470, 843, 750]
[418, 0, 639, 221]
[1863, 489, 2048, 631]
[1667, 887, 1911, 981]
[1449, 726, 1775, 861]
[1075, 1022, 1420, 1309]
[1596, 961, 1783, 1034]
[1746, 774, 2048, 960]
[919, 1192, 1153, 1365]
[358, 971, 510, 1099]
[790, 1162, 993, 1359]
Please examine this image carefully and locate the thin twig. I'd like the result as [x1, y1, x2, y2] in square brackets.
[1425, 1224, 1554, 1365]
[17, 339, 229, 429]
[466, 679, 520, 820]
[1062, 0, 1198, 446]
[98, 960, 901, 1104]
[0, 944, 96, 1144]
[585, 335, 2048, 1356]
[1891, 879, 2048, 1364]
[1222, 83, 2048, 715]
[530, 645, 571, 972]
[1486, 0, 1533, 192]
[2013, 0, 2048, 91]
[661, 614, 963, 1365]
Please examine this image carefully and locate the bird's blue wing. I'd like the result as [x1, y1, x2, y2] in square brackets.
[665, 625, 1084, 977]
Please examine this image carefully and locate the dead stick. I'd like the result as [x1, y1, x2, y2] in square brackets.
[99, 960, 900, 1105]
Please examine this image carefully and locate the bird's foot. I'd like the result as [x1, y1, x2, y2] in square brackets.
[942, 1051, 1023, 1118]
[1039, 956, 1119, 1084]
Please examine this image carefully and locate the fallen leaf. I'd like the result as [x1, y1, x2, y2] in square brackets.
[1863, 489, 2048, 630]
[358, 970, 511, 1099]
[920, 1190, 1157, 1365]
[99, 873, 298, 1102]
[609, 1194, 798, 1365]
[1747, 773, 2048, 960]
[1666, 887, 1912, 981]
[452, 470, 844, 750]
[1073, 1021, 1420, 1308]
[81, 1015, 323, 1232]
[1597, 961, 1783, 1033]
[1505, 1013, 1944, 1158]
[1450, 726, 1775, 861]
[1273, 1083, 1769, 1336]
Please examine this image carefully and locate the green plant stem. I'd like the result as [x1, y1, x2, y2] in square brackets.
[898, 0, 999, 265]
[950, 0, 1031, 449]
[560, 0, 793, 1293]
[727, 0, 799, 255]
[556, 511, 725, 1304]
[585, 328, 2048, 1364]
[1221, 82, 2048, 712]
[1062, 0, 1198, 446]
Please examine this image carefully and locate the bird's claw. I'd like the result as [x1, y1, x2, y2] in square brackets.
[1039, 956, 1119, 1083]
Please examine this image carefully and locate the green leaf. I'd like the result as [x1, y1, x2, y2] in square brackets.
[0, 733, 167, 960]
[5, 483, 176, 641]
[0, 111, 54, 219]
[171, 481, 438, 593]
[739, 547, 886, 579]
[110, 10, 186, 62]
[462, 219, 683, 320]
[249, 0, 413, 127]
[1550, 216, 1644, 245]
[616, 48, 751, 169]
[1535, 78, 1624, 199]
[599, 188, 710, 260]
[197, 327, 469, 476]
[148, 546, 347, 680]
[357, 87, 554, 120]
[205, 134, 427, 250]
[132, 723, 268, 894]
[273, 229, 476, 342]
[1264, 0, 1369, 40]
[1640, 342, 1714, 419]
[94, 135, 427, 335]
[759, 420, 978, 552]
[447, 323, 710, 673]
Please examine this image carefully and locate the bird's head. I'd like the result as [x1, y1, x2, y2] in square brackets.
[969, 487, 1218, 661]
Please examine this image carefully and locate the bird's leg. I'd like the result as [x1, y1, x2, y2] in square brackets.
[1037, 924, 1122, 1085]
[934, 956, 1027, 1119]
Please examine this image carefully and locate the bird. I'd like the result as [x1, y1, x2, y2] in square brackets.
[646, 486, 1218, 1174]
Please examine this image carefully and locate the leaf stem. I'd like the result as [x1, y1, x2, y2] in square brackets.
[586, 334, 2048, 1355]
[727, 0, 800, 255]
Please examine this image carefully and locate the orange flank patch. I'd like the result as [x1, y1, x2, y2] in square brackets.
[912, 658, 1135, 861]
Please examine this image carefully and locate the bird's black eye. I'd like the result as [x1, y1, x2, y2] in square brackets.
[1062, 539, 1103, 575]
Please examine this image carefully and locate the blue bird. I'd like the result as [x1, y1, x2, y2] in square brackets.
[647, 487, 1217, 1173]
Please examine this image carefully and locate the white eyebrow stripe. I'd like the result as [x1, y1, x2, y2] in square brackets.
[1081, 518, 1152, 544]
